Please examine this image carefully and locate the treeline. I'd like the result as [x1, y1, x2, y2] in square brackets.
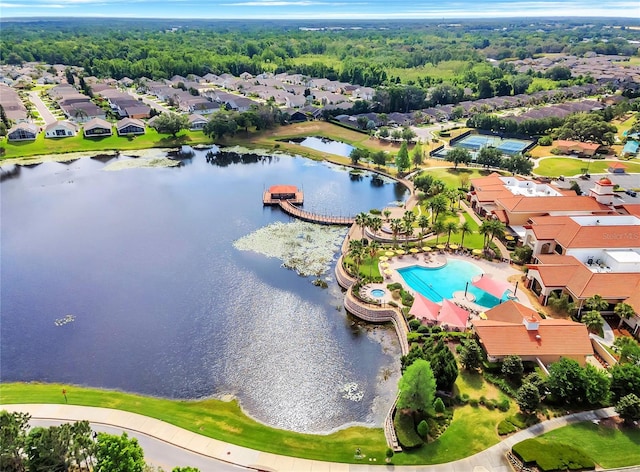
[2, 18, 638, 90]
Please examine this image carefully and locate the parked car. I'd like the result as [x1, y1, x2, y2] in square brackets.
[625, 189, 637, 197]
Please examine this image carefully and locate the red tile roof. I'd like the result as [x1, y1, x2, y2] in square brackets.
[497, 195, 610, 213]
[474, 318, 593, 359]
[484, 300, 541, 324]
[555, 140, 602, 151]
[268, 185, 298, 194]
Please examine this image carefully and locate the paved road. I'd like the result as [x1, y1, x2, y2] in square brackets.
[1, 404, 620, 472]
[28, 91, 58, 125]
[30, 419, 247, 472]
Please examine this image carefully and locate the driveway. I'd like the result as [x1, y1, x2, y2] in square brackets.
[28, 91, 58, 125]
[128, 90, 175, 115]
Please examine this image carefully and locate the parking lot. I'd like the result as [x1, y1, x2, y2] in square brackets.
[557, 173, 640, 203]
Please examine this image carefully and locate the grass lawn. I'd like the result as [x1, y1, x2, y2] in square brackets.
[454, 370, 508, 402]
[386, 60, 469, 83]
[534, 157, 640, 177]
[0, 382, 387, 464]
[420, 167, 491, 189]
[1, 381, 517, 465]
[397, 404, 514, 465]
[537, 421, 640, 469]
[1, 129, 214, 160]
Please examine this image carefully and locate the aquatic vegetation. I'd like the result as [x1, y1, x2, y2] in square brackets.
[54, 314, 75, 326]
[234, 221, 346, 277]
[103, 157, 181, 171]
[339, 382, 364, 402]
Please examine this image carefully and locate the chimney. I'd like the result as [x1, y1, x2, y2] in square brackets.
[523, 315, 540, 331]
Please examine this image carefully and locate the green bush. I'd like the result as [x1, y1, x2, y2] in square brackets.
[407, 332, 424, 343]
[409, 319, 422, 330]
[538, 135, 552, 146]
[388, 301, 398, 307]
[417, 324, 430, 334]
[401, 291, 414, 306]
[484, 372, 519, 397]
[513, 438, 595, 472]
[482, 360, 501, 372]
[417, 419, 429, 438]
[370, 208, 382, 215]
[498, 398, 511, 412]
[394, 411, 423, 449]
[387, 282, 403, 291]
[497, 419, 518, 435]
[469, 399, 479, 407]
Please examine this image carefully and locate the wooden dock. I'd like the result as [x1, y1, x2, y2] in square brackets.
[263, 191, 304, 205]
[278, 200, 355, 226]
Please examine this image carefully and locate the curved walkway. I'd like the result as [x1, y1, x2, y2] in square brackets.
[1, 404, 619, 472]
[278, 199, 355, 225]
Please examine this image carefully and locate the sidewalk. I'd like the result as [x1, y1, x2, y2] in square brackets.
[0, 404, 617, 472]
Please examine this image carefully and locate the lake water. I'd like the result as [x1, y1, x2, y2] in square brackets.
[292, 136, 355, 158]
[0, 148, 407, 433]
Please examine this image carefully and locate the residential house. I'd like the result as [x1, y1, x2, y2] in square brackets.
[83, 118, 112, 137]
[116, 118, 145, 136]
[7, 123, 38, 141]
[554, 140, 603, 157]
[45, 121, 78, 138]
[472, 300, 593, 367]
[608, 162, 627, 174]
[188, 114, 208, 130]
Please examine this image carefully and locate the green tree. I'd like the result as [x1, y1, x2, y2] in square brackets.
[425, 339, 459, 391]
[556, 113, 617, 145]
[458, 221, 472, 248]
[397, 359, 437, 414]
[433, 397, 446, 415]
[417, 214, 430, 242]
[445, 147, 472, 169]
[583, 364, 611, 406]
[516, 382, 541, 414]
[432, 220, 445, 244]
[203, 112, 237, 140]
[153, 112, 189, 137]
[411, 143, 423, 169]
[95, 432, 145, 472]
[417, 420, 429, 438]
[444, 221, 458, 246]
[348, 239, 365, 279]
[402, 126, 416, 142]
[581, 310, 604, 334]
[349, 148, 369, 166]
[428, 194, 448, 224]
[172, 468, 201, 472]
[477, 146, 503, 169]
[459, 339, 483, 371]
[371, 150, 387, 168]
[390, 218, 403, 247]
[610, 363, 640, 402]
[504, 154, 534, 175]
[615, 393, 640, 425]
[26, 424, 71, 472]
[501, 355, 524, 380]
[395, 142, 410, 173]
[614, 337, 640, 365]
[547, 292, 577, 317]
[614, 302, 635, 329]
[584, 294, 609, 312]
[546, 358, 586, 405]
[0, 410, 30, 472]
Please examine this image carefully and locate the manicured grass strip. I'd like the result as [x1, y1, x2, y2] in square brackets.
[1, 129, 214, 160]
[513, 438, 594, 472]
[537, 421, 640, 469]
[534, 157, 640, 177]
[0, 382, 386, 464]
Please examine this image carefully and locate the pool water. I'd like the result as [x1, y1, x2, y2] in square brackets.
[371, 289, 386, 298]
[398, 260, 502, 308]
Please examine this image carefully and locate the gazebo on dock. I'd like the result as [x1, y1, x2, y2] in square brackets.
[263, 185, 304, 205]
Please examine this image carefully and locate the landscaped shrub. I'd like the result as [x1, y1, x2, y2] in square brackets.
[417, 324, 430, 334]
[407, 332, 424, 343]
[417, 419, 429, 438]
[401, 291, 414, 306]
[513, 438, 595, 472]
[497, 419, 518, 435]
[409, 319, 422, 330]
[469, 399, 479, 407]
[370, 208, 382, 215]
[538, 135, 552, 146]
[482, 360, 501, 373]
[498, 398, 511, 412]
[388, 301, 398, 307]
[394, 411, 423, 449]
[484, 372, 519, 397]
[387, 282, 403, 291]
[433, 397, 446, 414]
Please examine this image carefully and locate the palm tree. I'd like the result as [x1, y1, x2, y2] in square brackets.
[348, 239, 365, 279]
[489, 219, 506, 243]
[368, 240, 380, 280]
[429, 194, 447, 224]
[355, 212, 370, 239]
[383, 209, 391, 224]
[547, 291, 577, 317]
[584, 294, 609, 313]
[390, 218, 403, 248]
[417, 214, 430, 242]
[369, 216, 383, 238]
[459, 221, 472, 248]
[582, 310, 605, 334]
[445, 221, 458, 246]
[432, 220, 445, 244]
[614, 302, 636, 329]
[479, 220, 492, 250]
[402, 219, 414, 249]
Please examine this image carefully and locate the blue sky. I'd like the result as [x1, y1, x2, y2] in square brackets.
[1, 0, 639, 19]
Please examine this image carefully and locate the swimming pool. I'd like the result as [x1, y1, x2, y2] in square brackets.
[398, 260, 502, 308]
[371, 289, 386, 298]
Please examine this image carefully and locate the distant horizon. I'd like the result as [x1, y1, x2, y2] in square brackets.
[1, 0, 639, 20]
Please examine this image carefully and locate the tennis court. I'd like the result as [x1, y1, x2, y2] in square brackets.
[455, 134, 533, 155]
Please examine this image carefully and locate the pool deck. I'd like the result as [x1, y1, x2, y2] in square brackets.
[361, 252, 532, 318]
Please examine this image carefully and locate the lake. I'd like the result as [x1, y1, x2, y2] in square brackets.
[0, 147, 407, 433]
[289, 136, 355, 158]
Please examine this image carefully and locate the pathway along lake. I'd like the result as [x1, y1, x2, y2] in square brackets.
[0, 148, 407, 433]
